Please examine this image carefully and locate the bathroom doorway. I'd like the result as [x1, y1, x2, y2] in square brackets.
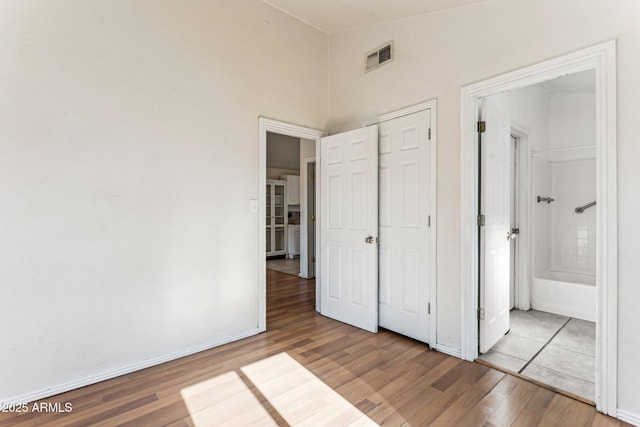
[460, 42, 618, 415]
[477, 71, 598, 402]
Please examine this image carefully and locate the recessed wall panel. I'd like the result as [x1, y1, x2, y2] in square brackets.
[351, 172, 366, 230]
[379, 132, 392, 154]
[351, 139, 366, 161]
[401, 126, 419, 151]
[401, 161, 419, 228]
[379, 247, 391, 306]
[401, 249, 419, 315]
[350, 248, 366, 307]
[328, 174, 342, 229]
[327, 245, 342, 301]
[379, 167, 391, 227]
[328, 144, 342, 165]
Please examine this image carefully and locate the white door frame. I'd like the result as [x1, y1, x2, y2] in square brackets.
[460, 41, 617, 415]
[510, 123, 532, 311]
[258, 118, 326, 332]
[364, 99, 438, 345]
[299, 156, 316, 281]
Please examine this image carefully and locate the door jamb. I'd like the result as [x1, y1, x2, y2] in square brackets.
[299, 156, 316, 281]
[258, 118, 326, 332]
[510, 123, 532, 311]
[460, 41, 617, 415]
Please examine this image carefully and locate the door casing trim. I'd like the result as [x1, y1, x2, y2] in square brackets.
[258, 118, 326, 332]
[459, 40, 617, 415]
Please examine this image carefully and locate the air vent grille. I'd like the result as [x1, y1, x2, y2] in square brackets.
[365, 41, 394, 73]
[378, 44, 392, 64]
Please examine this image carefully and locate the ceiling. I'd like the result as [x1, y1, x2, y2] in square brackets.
[263, 0, 491, 34]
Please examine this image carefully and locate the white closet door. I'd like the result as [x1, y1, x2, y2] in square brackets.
[480, 99, 512, 353]
[320, 126, 379, 333]
[378, 109, 431, 343]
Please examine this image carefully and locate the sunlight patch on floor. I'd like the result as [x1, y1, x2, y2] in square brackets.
[180, 352, 376, 426]
[180, 371, 278, 426]
[241, 352, 376, 426]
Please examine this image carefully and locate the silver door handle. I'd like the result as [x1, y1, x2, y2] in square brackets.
[365, 236, 374, 244]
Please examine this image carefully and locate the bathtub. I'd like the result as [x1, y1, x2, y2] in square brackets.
[531, 271, 596, 322]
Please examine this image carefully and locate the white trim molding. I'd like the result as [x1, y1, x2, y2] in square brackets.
[258, 118, 326, 330]
[617, 409, 640, 426]
[459, 41, 617, 416]
[1, 327, 260, 405]
[435, 344, 462, 359]
[299, 156, 316, 281]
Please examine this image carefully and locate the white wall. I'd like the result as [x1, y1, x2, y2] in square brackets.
[549, 93, 596, 149]
[327, 0, 640, 415]
[0, 0, 327, 401]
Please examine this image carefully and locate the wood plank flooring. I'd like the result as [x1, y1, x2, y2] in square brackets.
[0, 270, 628, 426]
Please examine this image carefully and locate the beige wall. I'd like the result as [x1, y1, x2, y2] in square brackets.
[328, 0, 640, 415]
[0, 0, 327, 401]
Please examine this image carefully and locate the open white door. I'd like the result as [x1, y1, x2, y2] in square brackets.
[378, 109, 431, 343]
[320, 126, 379, 333]
[479, 99, 511, 353]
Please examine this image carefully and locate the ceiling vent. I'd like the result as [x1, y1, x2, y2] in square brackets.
[365, 41, 394, 73]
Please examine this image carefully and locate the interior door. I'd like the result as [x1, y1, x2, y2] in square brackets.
[320, 126, 379, 333]
[480, 98, 512, 353]
[378, 109, 431, 343]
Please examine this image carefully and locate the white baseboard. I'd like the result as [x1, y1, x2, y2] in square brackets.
[1, 327, 261, 405]
[435, 344, 462, 359]
[618, 409, 640, 426]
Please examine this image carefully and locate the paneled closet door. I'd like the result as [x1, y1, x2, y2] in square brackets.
[378, 109, 432, 344]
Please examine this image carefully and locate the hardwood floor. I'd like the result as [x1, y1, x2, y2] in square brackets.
[0, 270, 628, 426]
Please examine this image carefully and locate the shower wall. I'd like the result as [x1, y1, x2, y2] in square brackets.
[485, 77, 596, 319]
[547, 93, 596, 276]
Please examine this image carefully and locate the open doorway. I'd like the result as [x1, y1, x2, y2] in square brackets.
[477, 70, 598, 403]
[460, 41, 617, 415]
[265, 132, 307, 276]
[258, 119, 326, 332]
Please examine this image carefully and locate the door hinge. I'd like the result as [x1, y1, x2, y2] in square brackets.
[428, 302, 431, 314]
[478, 307, 485, 320]
[477, 214, 485, 227]
[311, 172, 315, 180]
[428, 215, 431, 227]
[428, 128, 432, 140]
[311, 215, 316, 221]
[478, 121, 486, 133]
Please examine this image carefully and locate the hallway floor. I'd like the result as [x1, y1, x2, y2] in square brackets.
[266, 256, 300, 276]
[479, 309, 595, 401]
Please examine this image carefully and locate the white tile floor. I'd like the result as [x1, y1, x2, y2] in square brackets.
[479, 309, 595, 401]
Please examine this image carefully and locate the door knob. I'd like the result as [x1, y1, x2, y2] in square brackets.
[507, 228, 519, 240]
[365, 236, 374, 244]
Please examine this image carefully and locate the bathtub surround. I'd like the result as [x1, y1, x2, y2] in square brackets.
[532, 272, 596, 322]
[479, 310, 596, 401]
[479, 71, 597, 322]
